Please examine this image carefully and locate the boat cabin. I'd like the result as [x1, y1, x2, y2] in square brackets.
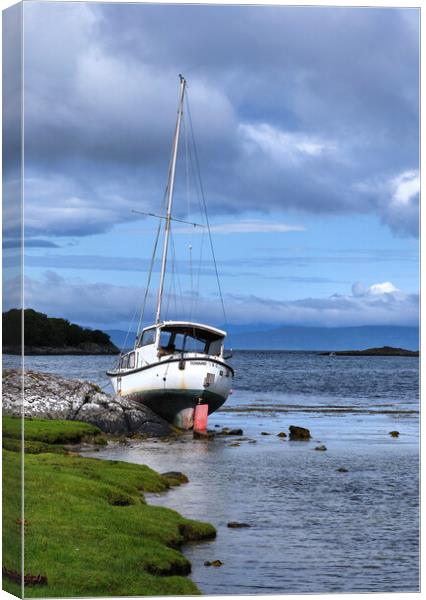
[117, 321, 226, 371]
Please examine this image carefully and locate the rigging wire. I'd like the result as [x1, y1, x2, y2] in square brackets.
[188, 243, 194, 321]
[119, 299, 141, 358]
[170, 230, 186, 319]
[136, 214, 163, 337]
[193, 226, 206, 321]
[185, 91, 228, 327]
[184, 111, 207, 322]
[183, 111, 196, 321]
[122, 78, 227, 357]
[118, 209, 163, 358]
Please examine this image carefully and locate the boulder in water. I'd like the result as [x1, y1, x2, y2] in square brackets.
[289, 425, 311, 440]
[204, 560, 223, 567]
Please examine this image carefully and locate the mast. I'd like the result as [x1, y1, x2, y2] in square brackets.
[155, 74, 186, 325]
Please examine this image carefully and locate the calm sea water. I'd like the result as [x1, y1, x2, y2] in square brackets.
[5, 351, 419, 594]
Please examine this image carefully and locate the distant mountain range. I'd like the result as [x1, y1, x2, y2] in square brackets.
[105, 325, 419, 352]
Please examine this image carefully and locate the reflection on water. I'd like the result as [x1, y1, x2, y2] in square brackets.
[5, 351, 419, 594]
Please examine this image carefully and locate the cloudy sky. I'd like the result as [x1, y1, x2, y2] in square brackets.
[3, 1, 420, 330]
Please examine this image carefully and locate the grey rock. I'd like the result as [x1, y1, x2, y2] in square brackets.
[193, 430, 215, 440]
[314, 444, 327, 451]
[2, 368, 171, 436]
[218, 428, 243, 436]
[161, 471, 189, 484]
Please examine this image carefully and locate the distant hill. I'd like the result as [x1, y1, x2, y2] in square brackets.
[104, 329, 138, 350]
[328, 346, 419, 357]
[105, 325, 419, 352]
[227, 325, 419, 351]
[3, 309, 120, 355]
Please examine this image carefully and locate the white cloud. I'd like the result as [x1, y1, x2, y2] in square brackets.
[175, 220, 306, 234]
[352, 280, 402, 298]
[8, 271, 418, 329]
[390, 170, 419, 206]
[356, 169, 419, 237]
[368, 281, 399, 295]
[240, 122, 337, 165]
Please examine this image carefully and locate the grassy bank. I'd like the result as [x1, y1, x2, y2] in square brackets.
[2, 417, 215, 597]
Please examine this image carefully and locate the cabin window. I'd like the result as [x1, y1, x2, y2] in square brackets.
[158, 326, 223, 356]
[120, 355, 128, 369]
[183, 335, 206, 353]
[207, 338, 223, 356]
[128, 352, 135, 369]
[141, 329, 156, 347]
[173, 333, 186, 352]
[159, 331, 175, 355]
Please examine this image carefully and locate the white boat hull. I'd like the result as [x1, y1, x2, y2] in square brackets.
[108, 355, 233, 429]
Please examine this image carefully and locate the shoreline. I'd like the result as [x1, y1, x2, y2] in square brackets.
[2, 356, 419, 595]
[3, 346, 119, 356]
[2, 416, 215, 597]
[87, 410, 418, 595]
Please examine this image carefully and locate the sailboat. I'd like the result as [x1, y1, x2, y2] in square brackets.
[107, 75, 234, 430]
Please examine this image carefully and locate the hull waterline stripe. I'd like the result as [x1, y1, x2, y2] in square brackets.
[106, 355, 234, 378]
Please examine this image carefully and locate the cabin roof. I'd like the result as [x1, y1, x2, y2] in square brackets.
[142, 321, 226, 337]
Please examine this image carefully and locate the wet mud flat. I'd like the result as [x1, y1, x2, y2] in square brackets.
[85, 405, 419, 595]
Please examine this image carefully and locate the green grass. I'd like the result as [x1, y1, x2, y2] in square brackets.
[2, 418, 216, 597]
[3, 416, 102, 444]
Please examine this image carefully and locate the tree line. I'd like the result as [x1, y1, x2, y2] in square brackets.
[3, 308, 113, 348]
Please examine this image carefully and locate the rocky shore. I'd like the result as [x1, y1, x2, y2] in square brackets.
[2, 369, 172, 436]
[3, 342, 119, 355]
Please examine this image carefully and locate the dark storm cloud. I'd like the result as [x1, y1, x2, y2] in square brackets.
[2, 3, 22, 174]
[20, 2, 419, 237]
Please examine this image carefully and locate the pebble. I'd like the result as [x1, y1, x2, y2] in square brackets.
[204, 560, 223, 567]
[219, 428, 244, 436]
